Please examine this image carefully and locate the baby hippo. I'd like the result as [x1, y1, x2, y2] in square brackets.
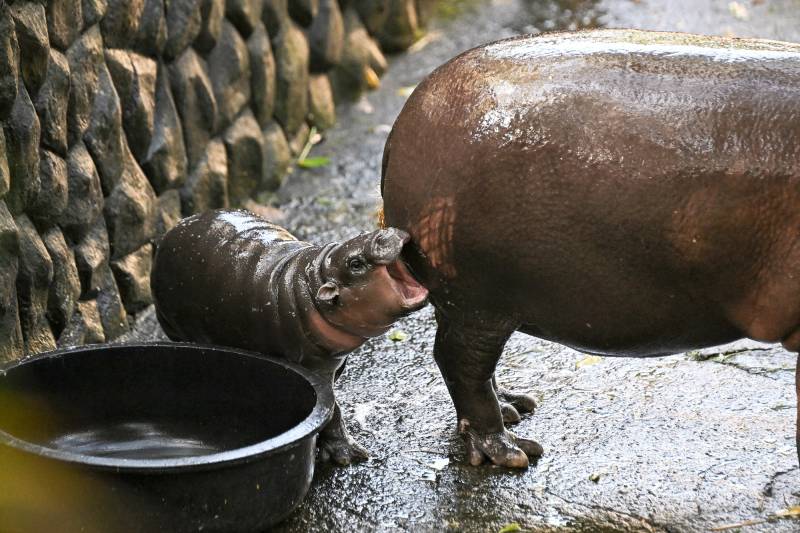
[151, 209, 429, 464]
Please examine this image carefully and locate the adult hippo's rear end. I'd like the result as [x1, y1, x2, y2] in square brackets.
[381, 30, 800, 468]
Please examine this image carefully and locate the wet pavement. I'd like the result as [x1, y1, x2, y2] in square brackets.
[125, 1, 800, 531]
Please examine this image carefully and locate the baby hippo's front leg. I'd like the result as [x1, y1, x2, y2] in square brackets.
[318, 402, 369, 465]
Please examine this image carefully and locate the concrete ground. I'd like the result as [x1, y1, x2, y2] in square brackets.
[125, 0, 800, 531]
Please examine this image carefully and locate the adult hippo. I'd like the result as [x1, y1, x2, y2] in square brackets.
[380, 29, 800, 467]
[151, 209, 428, 464]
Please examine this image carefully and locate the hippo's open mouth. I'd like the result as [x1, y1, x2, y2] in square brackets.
[386, 258, 429, 310]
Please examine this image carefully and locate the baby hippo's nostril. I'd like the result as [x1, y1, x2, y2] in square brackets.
[369, 228, 408, 263]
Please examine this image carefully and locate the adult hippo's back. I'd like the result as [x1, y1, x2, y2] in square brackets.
[381, 30, 800, 467]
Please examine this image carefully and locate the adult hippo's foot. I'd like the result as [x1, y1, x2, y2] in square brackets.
[493, 376, 537, 425]
[433, 310, 541, 468]
[459, 420, 543, 467]
[318, 402, 369, 465]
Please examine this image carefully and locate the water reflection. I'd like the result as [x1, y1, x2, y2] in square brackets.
[513, 0, 606, 34]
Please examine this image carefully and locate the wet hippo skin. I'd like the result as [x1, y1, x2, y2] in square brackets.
[151, 209, 428, 464]
[381, 29, 800, 468]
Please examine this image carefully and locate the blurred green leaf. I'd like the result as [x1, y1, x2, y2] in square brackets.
[298, 156, 330, 169]
[498, 523, 522, 533]
[388, 329, 408, 342]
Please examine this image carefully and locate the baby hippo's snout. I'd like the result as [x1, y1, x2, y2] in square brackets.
[368, 228, 410, 264]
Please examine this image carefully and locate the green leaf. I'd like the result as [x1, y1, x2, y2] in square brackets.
[298, 156, 330, 169]
[498, 523, 522, 533]
[388, 329, 408, 342]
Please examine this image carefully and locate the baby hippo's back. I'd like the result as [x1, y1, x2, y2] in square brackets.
[151, 210, 310, 356]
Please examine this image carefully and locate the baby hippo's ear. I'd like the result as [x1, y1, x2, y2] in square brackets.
[316, 281, 340, 303]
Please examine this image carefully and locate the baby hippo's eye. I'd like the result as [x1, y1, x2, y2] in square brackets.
[347, 257, 368, 273]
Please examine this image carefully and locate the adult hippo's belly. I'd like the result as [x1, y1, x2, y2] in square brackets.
[381, 29, 800, 468]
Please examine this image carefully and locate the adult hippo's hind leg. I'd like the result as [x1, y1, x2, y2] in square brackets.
[434, 310, 543, 467]
[493, 375, 537, 425]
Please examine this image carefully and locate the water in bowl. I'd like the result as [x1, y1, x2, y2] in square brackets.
[48, 422, 221, 460]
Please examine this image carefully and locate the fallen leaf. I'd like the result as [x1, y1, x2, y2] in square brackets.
[576, 355, 602, 369]
[728, 1, 749, 20]
[425, 458, 449, 471]
[363, 66, 380, 90]
[298, 156, 331, 169]
[498, 523, 522, 533]
[419, 471, 437, 482]
[397, 86, 417, 98]
[589, 472, 601, 482]
[388, 329, 409, 342]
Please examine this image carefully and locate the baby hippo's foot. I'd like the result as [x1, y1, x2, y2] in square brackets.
[317, 424, 369, 466]
[458, 419, 543, 468]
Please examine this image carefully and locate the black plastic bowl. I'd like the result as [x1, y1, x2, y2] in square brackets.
[0, 342, 334, 533]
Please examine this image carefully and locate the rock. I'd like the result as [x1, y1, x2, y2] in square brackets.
[289, 0, 318, 27]
[4, 83, 41, 216]
[58, 299, 105, 347]
[375, 0, 420, 52]
[262, 0, 289, 40]
[96, 262, 129, 339]
[223, 110, 264, 204]
[105, 49, 158, 163]
[164, 0, 202, 60]
[0, 201, 22, 362]
[225, 0, 262, 36]
[134, 0, 167, 56]
[72, 216, 109, 298]
[273, 21, 309, 136]
[10, 2, 49, 95]
[308, 0, 344, 71]
[169, 48, 217, 169]
[46, 0, 82, 50]
[15, 214, 56, 355]
[58, 141, 104, 240]
[354, 0, 389, 34]
[154, 189, 181, 237]
[82, 0, 108, 28]
[84, 62, 126, 194]
[194, 0, 224, 53]
[42, 226, 81, 337]
[0, 4, 19, 121]
[331, 9, 387, 101]
[0, 129, 8, 199]
[308, 73, 335, 130]
[34, 49, 70, 157]
[142, 64, 187, 194]
[180, 137, 228, 214]
[104, 146, 157, 260]
[415, 0, 435, 28]
[207, 20, 250, 130]
[29, 149, 69, 225]
[288, 121, 310, 156]
[100, 0, 144, 49]
[67, 26, 104, 147]
[247, 23, 276, 128]
[111, 243, 153, 313]
[260, 121, 291, 191]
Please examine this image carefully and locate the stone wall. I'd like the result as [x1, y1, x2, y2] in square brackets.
[0, 0, 433, 362]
